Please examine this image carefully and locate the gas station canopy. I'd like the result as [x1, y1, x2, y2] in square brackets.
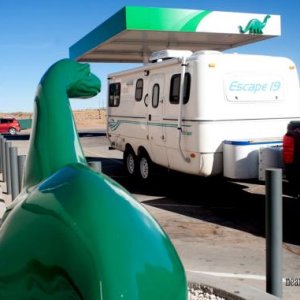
[69, 6, 281, 63]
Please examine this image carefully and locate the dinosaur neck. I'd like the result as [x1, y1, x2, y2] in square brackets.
[23, 74, 87, 189]
[263, 16, 269, 25]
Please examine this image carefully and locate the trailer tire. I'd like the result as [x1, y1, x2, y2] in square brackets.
[124, 149, 136, 176]
[138, 153, 152, 180]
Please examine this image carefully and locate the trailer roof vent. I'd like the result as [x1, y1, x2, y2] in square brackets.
[149, 49, 192, 63]
[194, 50, 222, 55]
[192, 50, 222, 56]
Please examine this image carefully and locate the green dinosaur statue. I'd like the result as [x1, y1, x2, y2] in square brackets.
[239, 15, 271, 34]
[0, 59, 187, 299]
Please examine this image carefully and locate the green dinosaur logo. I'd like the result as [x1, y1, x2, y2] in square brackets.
[239, 15, 271, 34]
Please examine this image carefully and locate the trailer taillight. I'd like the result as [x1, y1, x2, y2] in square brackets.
[283, 134, 294, 164]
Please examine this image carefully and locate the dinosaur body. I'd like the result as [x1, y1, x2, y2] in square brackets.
[239, 15, 271, 34]
[0, 59, 187, 299]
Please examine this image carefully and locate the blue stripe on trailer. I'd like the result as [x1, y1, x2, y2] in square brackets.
[224, 139, 282, 146]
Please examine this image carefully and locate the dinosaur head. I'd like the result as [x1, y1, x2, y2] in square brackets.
[41, 59, 101, 99]
[66, 61, 101, 99]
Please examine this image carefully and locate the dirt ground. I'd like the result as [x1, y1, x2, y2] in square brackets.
[0, 109, 107, 129]
[72, 109, 106, 129]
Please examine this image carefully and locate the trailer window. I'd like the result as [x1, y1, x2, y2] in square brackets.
[169, 73, 191, 104]
[108, 83, 121, 107]
[135, 79, 143, 101]
[152, 84, 160, 108]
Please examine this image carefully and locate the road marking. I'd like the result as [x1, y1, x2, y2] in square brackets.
[187, 270, 266, 281]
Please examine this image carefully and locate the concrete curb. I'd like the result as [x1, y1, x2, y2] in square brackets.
[187, 271, 281, 300]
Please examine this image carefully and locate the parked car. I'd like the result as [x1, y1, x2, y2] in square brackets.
[0, 118, 21, 135]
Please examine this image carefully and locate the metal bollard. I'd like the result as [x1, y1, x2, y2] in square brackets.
[9, 147, 20, 200]
[17, 155, 26, 192]
[0, 135, 4, 173]
[1, 137, 7, 182]
[88, 161, 102, 173]
[265, 168, 283, 298]
[4, 141, 12, 194]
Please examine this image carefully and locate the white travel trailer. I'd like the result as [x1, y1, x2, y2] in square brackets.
[106, 50, 300, 179]
[69, 6, 300, 179]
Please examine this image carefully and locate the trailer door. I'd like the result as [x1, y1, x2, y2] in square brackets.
[146, 74, 168, 165]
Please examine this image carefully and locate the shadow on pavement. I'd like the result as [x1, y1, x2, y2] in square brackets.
[78, 131, 106, 138]
[3, 133, 30, 141]
[3, 130, 105, 141]
[93, 156, 300, 246]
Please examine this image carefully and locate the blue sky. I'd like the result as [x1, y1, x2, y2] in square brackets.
[0, 0, 299, 112]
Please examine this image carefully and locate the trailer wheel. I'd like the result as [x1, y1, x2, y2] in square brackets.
[138, 154, 152, 180]
[124, 150, 136, 176]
